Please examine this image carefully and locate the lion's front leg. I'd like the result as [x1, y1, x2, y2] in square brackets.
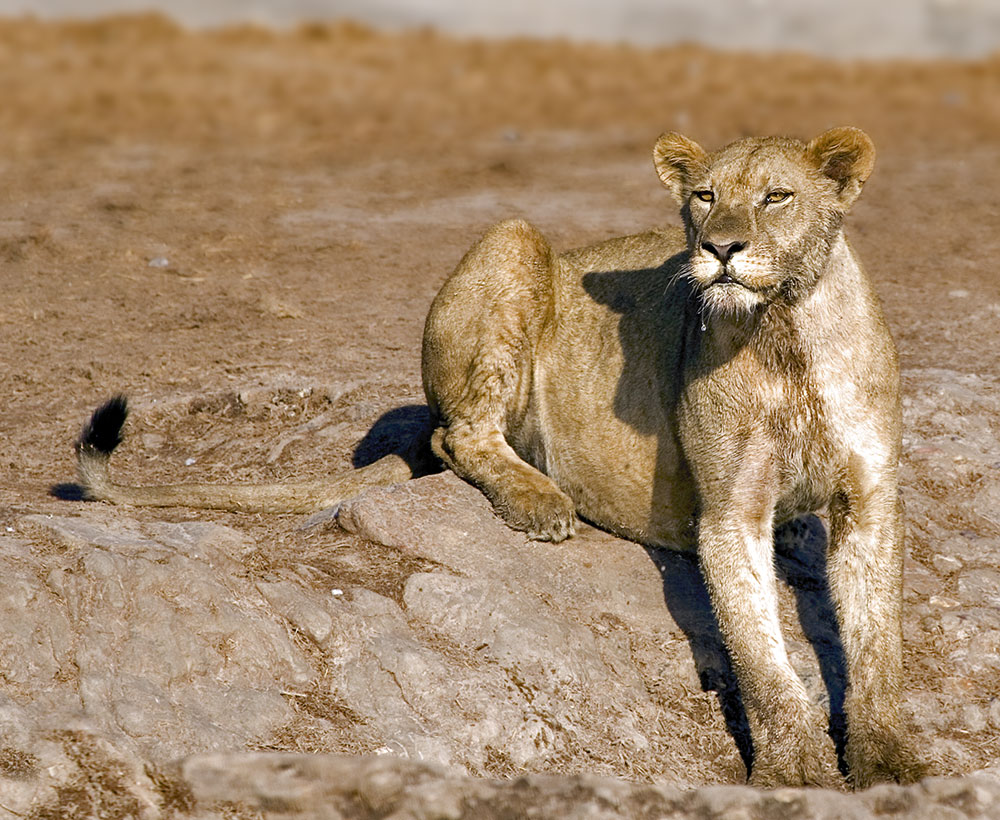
[431, 423, 576, 542]
[698, 509, 840, 787]
[827, 480, 924, 788]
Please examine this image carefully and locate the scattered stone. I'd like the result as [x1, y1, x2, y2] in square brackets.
[990, 698, 1000, 730]
[932, 553, 963, 575]
[972, 479, 1000, 530]
[957, 568, 1000, 608]
[962, 705, 989, 734]
[940, 532, 1000, 565]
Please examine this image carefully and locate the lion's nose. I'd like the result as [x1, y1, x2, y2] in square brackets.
[701, 240, 746, 263]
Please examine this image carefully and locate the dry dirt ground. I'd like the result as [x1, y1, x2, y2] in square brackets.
[0, 14, 999, 817]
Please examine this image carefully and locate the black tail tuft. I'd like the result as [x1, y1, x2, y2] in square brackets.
[77, 395, 129, 456]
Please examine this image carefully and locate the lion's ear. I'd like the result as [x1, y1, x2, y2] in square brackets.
[807, 126, 875, 209]
[653, 132, 707, 204]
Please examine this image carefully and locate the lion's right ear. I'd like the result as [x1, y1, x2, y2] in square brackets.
[807, 126, 876, 209]
[653, 132, 707, 203]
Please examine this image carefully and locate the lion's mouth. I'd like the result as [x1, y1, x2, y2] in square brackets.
[707, 268, 774, 295]
[709, 270, 745, 288]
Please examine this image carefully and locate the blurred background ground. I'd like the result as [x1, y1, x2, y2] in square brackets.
[4, 0, 1000, 57]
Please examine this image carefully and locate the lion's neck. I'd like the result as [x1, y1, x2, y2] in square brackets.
[695, 231, 856, 379]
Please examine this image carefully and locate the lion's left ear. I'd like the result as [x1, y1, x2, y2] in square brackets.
[807, 127, 875, 209]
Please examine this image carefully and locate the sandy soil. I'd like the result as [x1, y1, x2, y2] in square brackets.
[0, 13, 999, 786]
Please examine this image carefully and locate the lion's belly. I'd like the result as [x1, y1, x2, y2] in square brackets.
[503, 230, 695, 547]
[534, 410, 695, 548]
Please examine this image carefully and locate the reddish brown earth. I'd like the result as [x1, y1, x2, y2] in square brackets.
[0, 15, 998, 812]
[1, 15, 998, 498]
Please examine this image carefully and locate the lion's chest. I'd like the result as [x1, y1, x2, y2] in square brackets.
[678, 344, 846, 522]
[766, 380, 840, 521]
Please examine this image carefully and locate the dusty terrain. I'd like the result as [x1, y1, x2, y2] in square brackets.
[0, 14, 998, 818]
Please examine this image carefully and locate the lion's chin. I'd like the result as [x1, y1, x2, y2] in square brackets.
[699, 281, 765, 317]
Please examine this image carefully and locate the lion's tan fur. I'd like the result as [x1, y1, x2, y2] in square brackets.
[74, 127, 920, 788]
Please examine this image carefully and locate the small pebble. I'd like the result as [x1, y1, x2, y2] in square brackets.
[932, 554, 963, 574]
[962, 704, 987, 733]
[184, 457, 197, 466]
[148, 256, 170, 268]
[331, 589, 344, 597]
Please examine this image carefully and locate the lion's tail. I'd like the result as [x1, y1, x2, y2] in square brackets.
[73, 395, 432, 514]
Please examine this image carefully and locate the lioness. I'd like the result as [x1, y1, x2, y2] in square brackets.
[72, 127, 921, 788]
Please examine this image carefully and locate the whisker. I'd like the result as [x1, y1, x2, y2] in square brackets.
[666, 259, 695, 293]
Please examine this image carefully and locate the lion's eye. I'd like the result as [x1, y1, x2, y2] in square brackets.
[765, 190, 792, 204]
[693, 190, 714, 203]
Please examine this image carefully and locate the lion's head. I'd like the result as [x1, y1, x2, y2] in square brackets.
[653, 127, 875, 317]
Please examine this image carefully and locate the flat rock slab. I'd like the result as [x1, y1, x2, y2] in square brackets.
[338, 470, 680, 624]
[178, 752, 1000, 820]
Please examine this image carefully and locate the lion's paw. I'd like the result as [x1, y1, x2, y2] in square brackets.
[749, 720, 841, 789]
[846, 727, 925, 789]
[497, 485, 577, 543]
